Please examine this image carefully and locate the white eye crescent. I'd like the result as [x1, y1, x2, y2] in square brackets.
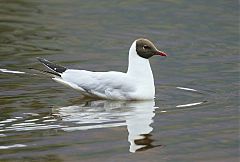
[143, 45, 150, 50]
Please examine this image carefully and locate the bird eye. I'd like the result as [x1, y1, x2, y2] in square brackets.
[143, 45, 150, 50]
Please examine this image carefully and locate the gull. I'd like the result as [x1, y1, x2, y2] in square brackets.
[37, 38, 167, 100]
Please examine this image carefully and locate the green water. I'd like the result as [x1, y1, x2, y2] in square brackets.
[0, 0, 239, 162]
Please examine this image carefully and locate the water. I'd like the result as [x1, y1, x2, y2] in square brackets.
[0, 0, 239, 161]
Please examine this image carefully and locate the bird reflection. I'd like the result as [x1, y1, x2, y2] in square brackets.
[124, 100, 161, 152]
[133, 134, 155, 152]
[52, 100, 160, 153]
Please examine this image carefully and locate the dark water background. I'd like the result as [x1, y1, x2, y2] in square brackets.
[0, 0, 239, 162]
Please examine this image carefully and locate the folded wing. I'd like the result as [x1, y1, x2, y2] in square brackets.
[59, 70, 136, 99]
[37, 58, 136, 99]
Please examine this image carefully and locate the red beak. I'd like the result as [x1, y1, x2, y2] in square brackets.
[155, 50, 167, 57]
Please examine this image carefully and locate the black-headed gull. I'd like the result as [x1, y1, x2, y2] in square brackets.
[37, 38, 167, 100]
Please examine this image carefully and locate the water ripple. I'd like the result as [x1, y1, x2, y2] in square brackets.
[0, 144, 26, 149]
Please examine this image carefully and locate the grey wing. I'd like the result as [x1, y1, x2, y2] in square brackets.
[61, 70, 136, 99]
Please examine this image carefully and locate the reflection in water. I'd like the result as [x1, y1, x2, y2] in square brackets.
[0, 100, 160, 153]
[124, 101, 159, 152]
[53, 100, 158, 153]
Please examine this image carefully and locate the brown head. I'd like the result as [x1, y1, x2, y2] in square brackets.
[135, 38, 167, 59]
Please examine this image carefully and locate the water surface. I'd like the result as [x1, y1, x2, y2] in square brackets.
[0, 0, 239, 162]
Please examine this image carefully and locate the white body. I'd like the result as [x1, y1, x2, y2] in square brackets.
[53, 41, 155, 100]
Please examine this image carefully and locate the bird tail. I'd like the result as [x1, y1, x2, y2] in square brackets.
[28, 68, 61, 77]
[1, 58, 66, 78]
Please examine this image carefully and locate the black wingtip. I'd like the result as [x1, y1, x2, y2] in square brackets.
[36, 57, 67, 73]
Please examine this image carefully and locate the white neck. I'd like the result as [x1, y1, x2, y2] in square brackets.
[127, 41, 154, 81]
